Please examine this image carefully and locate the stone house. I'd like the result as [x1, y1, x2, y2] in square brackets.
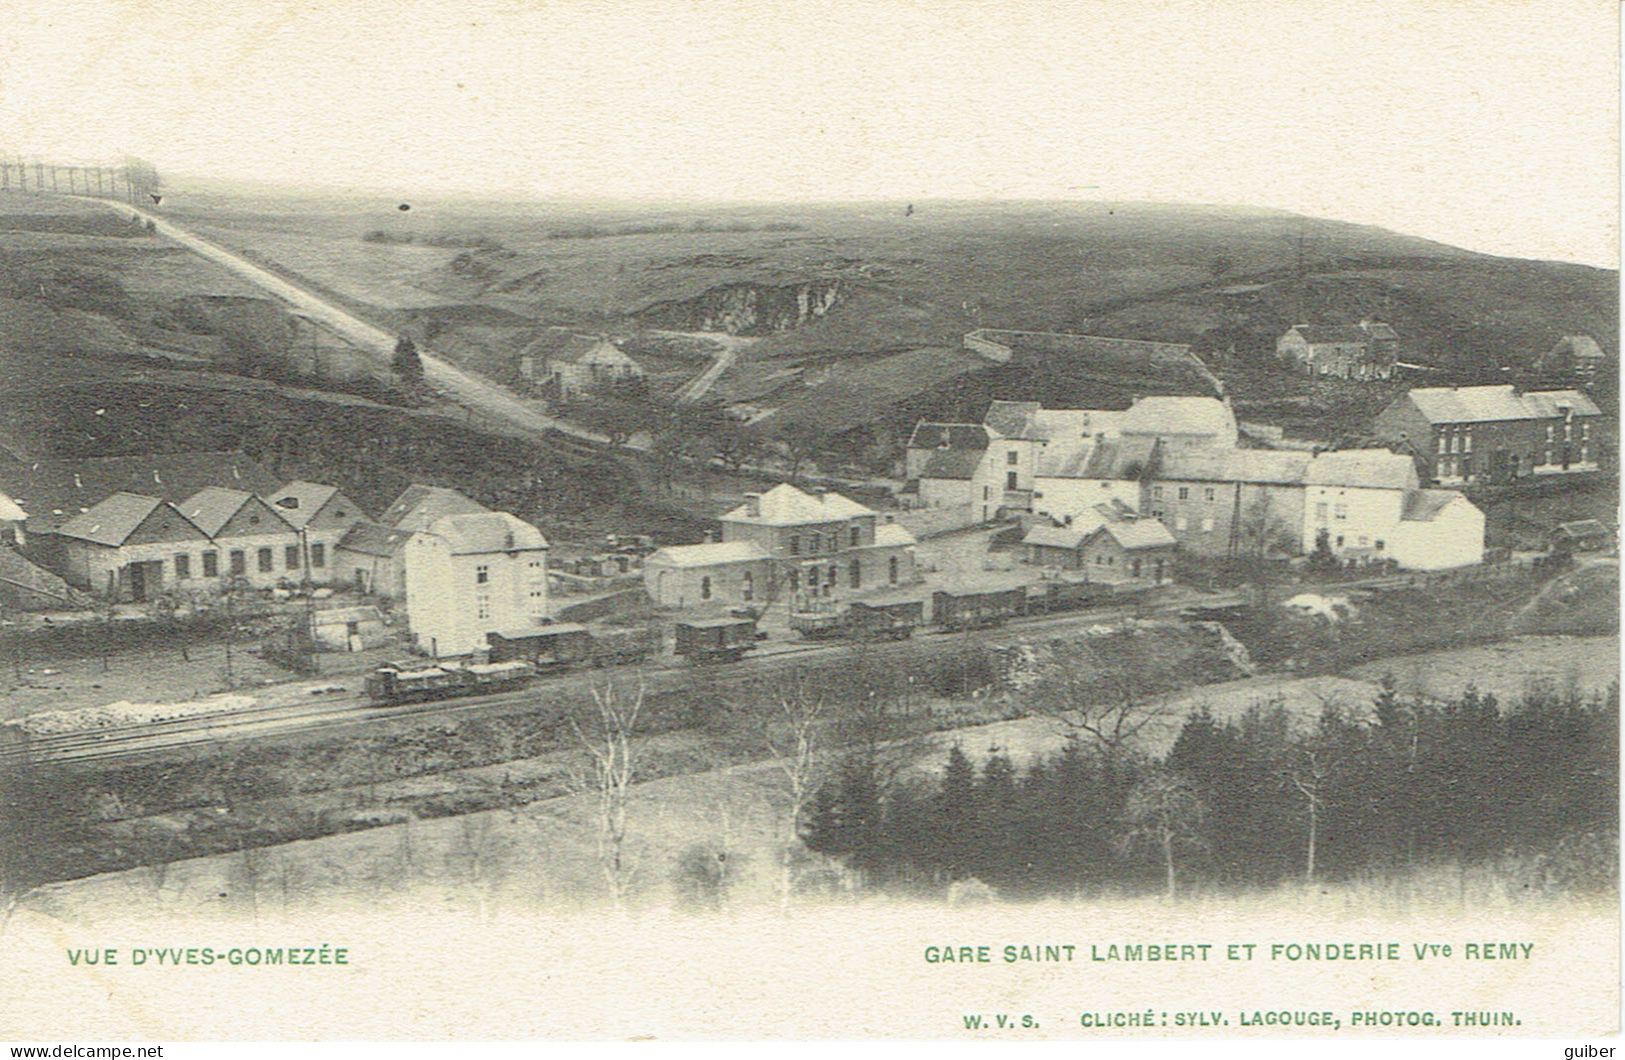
[402, 511, 550, 657]
[264, 481, 368, 582]
[176, 487, 301, 589]
[54, 492, 213, 601]
[1276, 321, 1399, 380]
[1372, 385, 1606, 485]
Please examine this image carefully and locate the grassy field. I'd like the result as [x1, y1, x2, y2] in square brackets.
[158, 186, 1618, 446]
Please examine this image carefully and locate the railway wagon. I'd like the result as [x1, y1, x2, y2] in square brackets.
[486, 624, 595, 668]
[365, 660, 536, 705]
[1027, 579, 1118, 615]
[588, 625, 664, 666]
[844, 599, 924, 640]
[674, 616, 758, 663]
[931, 587, 1028, 631]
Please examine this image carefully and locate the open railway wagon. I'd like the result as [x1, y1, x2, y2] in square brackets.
[487, 623, 664, 670]
[792, 599, 924, 641]
[1025, 579, 1119, 616]
[674, 616, 758, 663]
[931, 587, 1028, 631]
[364, 659, 536, 705]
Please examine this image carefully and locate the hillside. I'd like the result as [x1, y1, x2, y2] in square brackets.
[159, 190, 1617, 448]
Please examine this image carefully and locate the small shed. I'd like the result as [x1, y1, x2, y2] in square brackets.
[1551, 519, 1614, 555]
[308, 605, 388, 652]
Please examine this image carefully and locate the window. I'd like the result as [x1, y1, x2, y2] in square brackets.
[1448, 434, 1457, 453]
[1315, 502, 1328, 521]
[1463, 430, 1472, 453]
[1006, 471, 1019, 491]
[888, 555, 898, 584]
[1152, 486, 1163, 500]
[1333, 504, 1348, 521]
[1174, 514, 1187, 531]
[1200, 516, 1214, 533]
[529, 559, 543, 569]
[1375, 539, 1385, 551]
[476, 564, 490, 585]
[230, 550, 246, 575]
[850, 525, 860, 547]
[1437, 434, 1447, 454]
[1149, 508, 1164, 519]
[477, 592, 492, 619]
[257, 547, 274, 572]
[1131, 559, 1142, 577]
[311, 543, 325, 567]
[1582, 423, 1591, 440]
[1544, 448, 1553, 465]
[1357, 535, 1368, 547]
[742, 571, 754, 601]
[699, 575, 712, 600]
[788, 570, 800, 592]
[174, 553, 191, 578]
[1564, 422, 1573, 441]
[1177, 486, 1190, 500]
[789, 536, 799, 555]
[334, 509, 346, 519]
[1007, 450, 1019, 465]
[1095, 554, 1105, 566]
[286, 545, 301, 570]
[1580, 445, 1589, 463]
[248, 514, 260, 525]
[203, 551, 219, 577]
[828, 565, 838, 589]
[1203, 487, 1215, 502]
[1335, 535, 1345, 547]
[1546, 424, 1556, 442]
[528, 588, 546, 617]
[849, 560, 861, 588]
[983, 486, 990, 500]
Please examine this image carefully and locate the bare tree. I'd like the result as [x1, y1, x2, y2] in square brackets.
[449, 810, 503, 920]
[568, 679, 644, 907]
[1284, 746, 1330, 881]
[1119, 769, 1206, 897]
[748, 668, 826, 907]
[1026, 641, 1177, 759]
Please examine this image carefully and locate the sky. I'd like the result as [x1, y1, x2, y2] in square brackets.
[1, 0, 1618, 266]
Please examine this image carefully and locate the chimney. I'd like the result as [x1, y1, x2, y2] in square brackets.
[743, 493, 761, 518]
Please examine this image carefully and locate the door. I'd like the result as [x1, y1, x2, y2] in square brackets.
[127, 562, 147, 602]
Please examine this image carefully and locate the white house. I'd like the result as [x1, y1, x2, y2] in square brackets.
[1300, 449, 1420, 562]
[402, 511, 550, 657]
[1389, 490, 1486, 570]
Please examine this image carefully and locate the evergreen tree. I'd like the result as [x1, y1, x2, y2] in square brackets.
[392, 335, 424, 384]
[936, 745, 977, 877]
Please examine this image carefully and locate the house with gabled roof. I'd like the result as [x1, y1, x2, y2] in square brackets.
[54, 492, 212, 601]
[1373, 384, 1607, 485]
[379, 484, 490, 532]
[522, 332, 644, 398]
[1022, 502, 1176, 586]
[402, 511, 550, 657]
[178, 487, 300, 589]
[1277, 321, 1400, 380]
[264, 481, 368, 582]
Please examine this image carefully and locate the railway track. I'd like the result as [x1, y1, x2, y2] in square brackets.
[4, 592, 1241, 766]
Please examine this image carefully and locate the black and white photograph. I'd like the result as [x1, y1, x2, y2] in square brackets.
[0, 0, 1618, 1044]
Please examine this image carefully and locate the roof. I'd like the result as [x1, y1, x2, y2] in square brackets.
[1042, 436, 1163, 480]
[1401, 489, 1469, 522]
[1022, 502, 1135, 549]
[1288, 325, 1371, 345]
[906, 422, 989, 451]
[265, 481, 340, 529]
[1119, 396, 1236, 439]
[0, 546, 76, 603]
[542, 335, 639, 368]
[1304, 449, 1418, 490]
[1032, 409, 1113, 444]
[1403, 385, 1603, 424]
[647, 541, 773, 569]
[337, 520, 415, 557]
[722, 483, 873, 525]
[873, 523, 918, 548]
[380, 484, 490, 531]
[488, 622, 590, 640]
[1157, 448, 1311, 485]
[56, 492, 188, 547]
[0, 450, 279, 532]
[178, 487, 292, 537]
[1555, 518, 1611, 538]
[1551, 335, 1607, 361]
[427, 511, 548, 554]
[919, 448, 983, 480]
[983, 400, 1043, 439]
[1091, 519, 1178, 550]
